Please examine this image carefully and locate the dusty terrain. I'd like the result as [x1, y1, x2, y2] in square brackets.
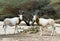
[0, 31, 60, 41]
[0, 21, 60, 41]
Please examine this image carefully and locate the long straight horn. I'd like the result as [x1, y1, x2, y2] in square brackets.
[35, 10, 39, 15]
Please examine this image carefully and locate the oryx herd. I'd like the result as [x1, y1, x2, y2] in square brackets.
[3, 10, 56, 36]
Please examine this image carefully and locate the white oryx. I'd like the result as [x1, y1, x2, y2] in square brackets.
[32, 15, 55, 36]
[3, 15, 23, 34]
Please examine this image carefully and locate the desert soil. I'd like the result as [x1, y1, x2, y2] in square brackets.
[0, 21, 60, 41]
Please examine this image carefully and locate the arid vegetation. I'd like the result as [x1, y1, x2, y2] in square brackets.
[0, 0, 60, 21]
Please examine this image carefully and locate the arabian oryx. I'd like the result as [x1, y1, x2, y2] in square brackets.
[3, 14, 23, 34]
[32, 15, 55, 36]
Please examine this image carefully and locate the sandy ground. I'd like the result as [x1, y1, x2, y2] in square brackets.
[0, 31, 60, 41]
[0, 21, 60, 41]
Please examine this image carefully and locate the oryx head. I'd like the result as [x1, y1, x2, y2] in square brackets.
[33, 10, 40, 21]
[18, 10, 24, 20]
[33, 15, 37, 21]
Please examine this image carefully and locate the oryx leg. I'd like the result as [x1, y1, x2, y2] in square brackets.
[3, 24, 7, 34]
[14, 25, 18, 34]
[51, 25, 55, 36]
[40, 26, 43, 36]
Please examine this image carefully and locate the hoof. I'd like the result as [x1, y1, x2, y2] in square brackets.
[51, 34, 54, 36]
[14, 31, 19, 34]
